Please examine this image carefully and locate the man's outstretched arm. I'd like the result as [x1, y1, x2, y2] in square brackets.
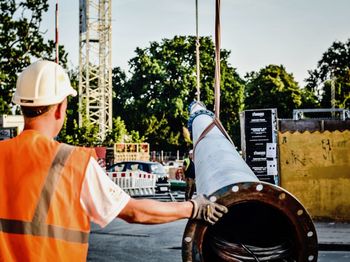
[118, 195, 228, 225]
[118, 198, 193, 224]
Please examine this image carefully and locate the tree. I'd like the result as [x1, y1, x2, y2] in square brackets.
[59, 107, 144, 147]
[0, 0, 67, 114]
[58, 118, 100, 146]
[103, 117, 146, 147]
[112, 36, 245, 151]
[305, 39, 350, 108]
[244, 65, 316, 118]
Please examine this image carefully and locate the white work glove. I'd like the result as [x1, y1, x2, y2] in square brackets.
[190, 195, 228, 225]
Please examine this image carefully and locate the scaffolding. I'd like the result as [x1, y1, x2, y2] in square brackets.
[79, 0, 112, 141]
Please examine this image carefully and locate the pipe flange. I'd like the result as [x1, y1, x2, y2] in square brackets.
[182, 181, 318, 262]
[187, 109, 215, 138]
[188, 101, 207, 113]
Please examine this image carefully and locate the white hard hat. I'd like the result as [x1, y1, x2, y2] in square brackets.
[189, 149, 193, 154]
[12, 60, 77, 106]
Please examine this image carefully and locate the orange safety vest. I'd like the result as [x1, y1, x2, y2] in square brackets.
[0, 130, 95, 261]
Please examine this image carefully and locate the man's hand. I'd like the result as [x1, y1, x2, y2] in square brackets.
[190, 195, 228, 225]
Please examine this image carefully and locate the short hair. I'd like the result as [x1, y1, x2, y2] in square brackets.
[21, 105, 52, 118]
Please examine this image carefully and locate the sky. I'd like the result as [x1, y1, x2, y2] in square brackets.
[42, 0, 350, 86]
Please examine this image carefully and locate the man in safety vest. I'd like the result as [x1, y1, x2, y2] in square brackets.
[0, 60, 228, 261]
[183, 149, 196, 201]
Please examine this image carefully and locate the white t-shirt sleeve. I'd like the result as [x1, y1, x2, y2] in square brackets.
[80, 157, 130, 228]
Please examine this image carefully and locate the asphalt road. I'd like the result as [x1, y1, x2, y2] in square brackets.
[87, 218, 350, 262]
[318, 251, 350, 262]
[87, 219, 185, 262]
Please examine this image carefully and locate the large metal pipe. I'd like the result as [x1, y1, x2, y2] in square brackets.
[182, 102, 318, 262]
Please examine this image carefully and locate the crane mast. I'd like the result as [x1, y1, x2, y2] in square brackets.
[79, 0, 112, 141]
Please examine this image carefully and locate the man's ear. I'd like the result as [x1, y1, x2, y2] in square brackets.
[54, 103, 64, 120]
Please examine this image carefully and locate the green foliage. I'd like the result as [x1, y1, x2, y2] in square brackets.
[244, 65, 315, 118]
[58, 117, 100, 147]
[59, 101, 143, 147]
[112, 35, 245, 151]
[103, 116, 146, 146]
[0, 0, 67, 114]
[305, 39, 350, 108]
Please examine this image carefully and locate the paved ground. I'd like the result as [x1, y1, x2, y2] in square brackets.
[87, 220, 185, 262]
[87, 219, 350, 262]
[316, 221, 350, 248]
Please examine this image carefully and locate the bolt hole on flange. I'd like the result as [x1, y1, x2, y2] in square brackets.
[231, 185, 239, 192]
[307, 231, 314, 237]
[184, 237, 192, 243]
[256, 184, 263, 192]
[210, 196, 217, 202]
[279, 193, 286, 200]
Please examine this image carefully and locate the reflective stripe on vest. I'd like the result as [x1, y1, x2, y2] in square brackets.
[0, 143, 89, 244]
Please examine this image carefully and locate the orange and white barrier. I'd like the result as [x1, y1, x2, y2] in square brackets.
[106, 171, 156, 196]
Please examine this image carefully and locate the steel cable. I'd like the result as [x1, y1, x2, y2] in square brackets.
[214, 0, 221, 119]
[207, 233, 295, 261]
[195, 0, 201, 102]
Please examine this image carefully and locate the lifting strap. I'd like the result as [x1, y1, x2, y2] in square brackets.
[192, 1, 228, 158]
[192, 116, 234, 160]
[195, 0, 201, 102]
[194, 0, 221, 111]
[214, 0, 221, 119]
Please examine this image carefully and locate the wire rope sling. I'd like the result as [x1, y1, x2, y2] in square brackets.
[182, 1, 318, 261]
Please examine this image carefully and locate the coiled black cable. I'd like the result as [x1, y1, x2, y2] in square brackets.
[207, 233, 295, 262]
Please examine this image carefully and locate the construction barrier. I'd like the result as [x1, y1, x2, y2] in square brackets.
[107, 171, 156, 196]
